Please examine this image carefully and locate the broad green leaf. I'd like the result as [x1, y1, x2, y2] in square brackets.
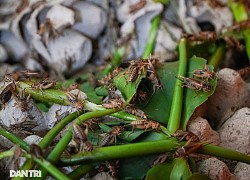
[113, 69, 145, 102]
[180, 56, 217, 129]
[186, 173, 211, 180]
[145, 163, 173, 180]
[141, 57, 216, 129]
[170, 158, 192, 180]
[142, 62, 179, 124]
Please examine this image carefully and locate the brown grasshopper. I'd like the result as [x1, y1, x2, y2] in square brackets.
[72, 124, 93, 152]
[192, 64, 215, 81]
[176, 75, 211, 92]
[100, 126, 125, 147]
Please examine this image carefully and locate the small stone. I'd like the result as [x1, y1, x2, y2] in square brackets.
[188, 117, 220, 145]
[234, 162, 250, 180]
[204, 68, 250, 128]
[72, 1, 107, 38]
[218, 107, 250, 154]
[197, 158, 236, 180]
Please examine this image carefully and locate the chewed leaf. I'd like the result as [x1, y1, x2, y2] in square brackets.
[141, 57, 216, 129]
[113, 69, 145, 102]
[141, 62, 179, 124]
[180, 56, 217, 129]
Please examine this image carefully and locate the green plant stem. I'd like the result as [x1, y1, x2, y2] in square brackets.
[201, 144, 250, 164]
[24, 154, 70, 180]
[229, 1, 250, 62]
[39, 112, 78, 148]
[39, 108, 121, 179]
[0, 127, 29, 151]
[17, 82, 137, 122]
[18, 82, 68, 105]
[60, 138, 178, 165]
[142, 15, 161, 59]
[208, 43, 225, 69]
[60, 140, 250, 166]
[68, 164, 94, 180]
[17, 112, 79, 176]
[167, 38, 187, 132]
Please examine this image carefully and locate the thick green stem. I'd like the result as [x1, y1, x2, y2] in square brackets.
[39, 112, 78, 148]
[230, 1, 250, 63]
[208, 43, 225, 69]
[167, 38, 187, 132]
[60, 139, 178, 165]
[201, 144, 250, 164]
[60, 140, 250, 166]
[17, 82, 137, 122]
[142, 15, 161, 59]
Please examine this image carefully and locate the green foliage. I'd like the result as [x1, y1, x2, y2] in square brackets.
[145, 158, 192, 180]
[139, 57, 217, 130]
[113, 69, 146, 102]
[180, 56, 217, 129]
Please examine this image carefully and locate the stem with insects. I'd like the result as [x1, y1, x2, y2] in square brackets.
[60, 139, 178, 165]
[59, 139, 250, 166]
[17, 81, 138, 122]
[167, 38, 187, 132]
[38, 108, 121, 179]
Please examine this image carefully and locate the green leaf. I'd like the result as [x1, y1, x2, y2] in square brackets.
[118, 156, 156, 179]
[180, 56, 217, 129]
[186, 173, 211, 180]
[119, 130, 145, 142]
[137, 57, 216, 129]
[145, 163, 173, 180]
[113, 69, 145, 102]
[95, 86, 108, 96]
[170, 158, 192, 180]
[141, 62, 179, 124]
